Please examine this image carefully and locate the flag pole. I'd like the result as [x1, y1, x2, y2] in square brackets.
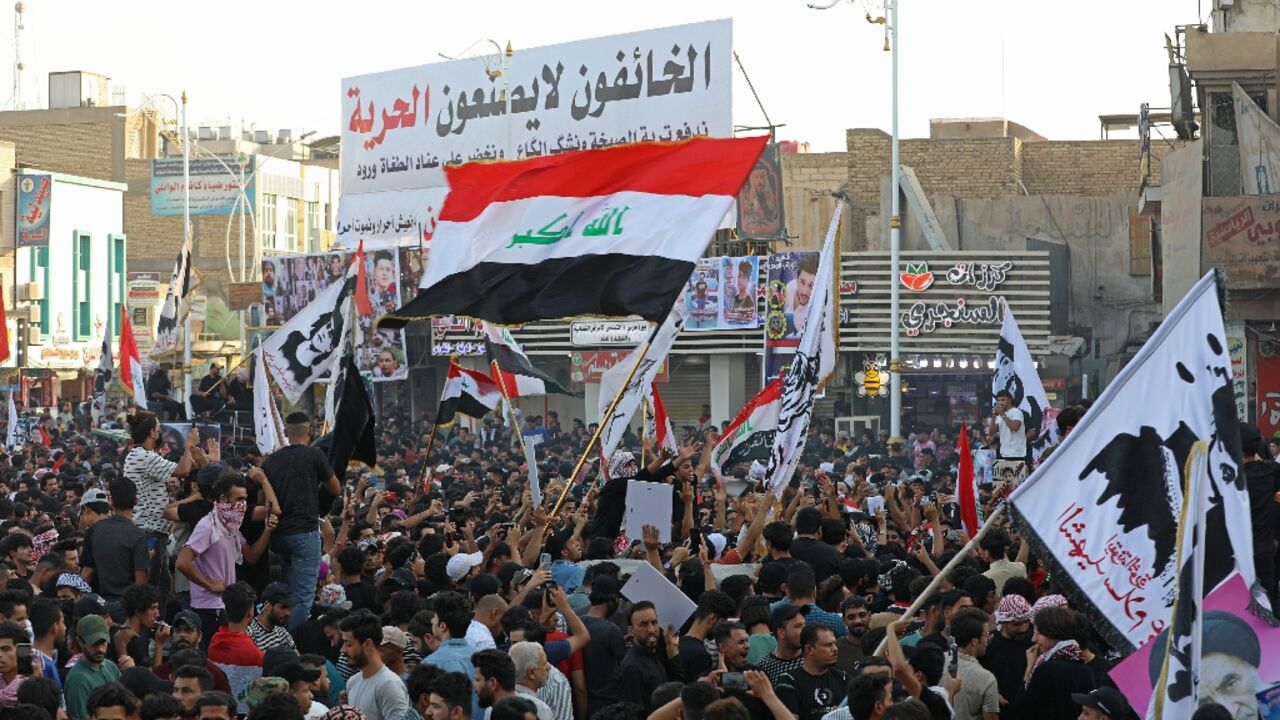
[417, 357, 457, 491]
[872, 503, 1007, 657]
[546, 334, 654, 523]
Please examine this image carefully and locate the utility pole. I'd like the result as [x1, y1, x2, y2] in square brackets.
[809, 0, 902, 438]
[182, 91, 193, 419]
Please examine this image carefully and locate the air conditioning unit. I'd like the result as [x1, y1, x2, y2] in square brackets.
[17, 282, 41, 302]
[21, 305, 39, 324]
[255, 130, 271, 144]
[26, 326, 42, 345]
[198, 126, 215, 140]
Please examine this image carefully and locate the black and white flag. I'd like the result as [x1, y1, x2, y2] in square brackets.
[323, 352, 377, 476]
[92, 333, 114, 427]
[765, 205, 840, 496]
[597, 306, 684, 460]
[1009, 270, 1265, 652]
[151, 234, 192, 357]
[261, 260, 357, 404]
[993, 307, 1055, 461]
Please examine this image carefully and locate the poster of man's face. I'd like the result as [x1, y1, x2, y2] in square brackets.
[1110, 573, 1278, 719]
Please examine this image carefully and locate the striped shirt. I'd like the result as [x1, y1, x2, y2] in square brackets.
[537, 665, 574, 720]
[248, 618, 296, 652]
[123, 447, 176, 534]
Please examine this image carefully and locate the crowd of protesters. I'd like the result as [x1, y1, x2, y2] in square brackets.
[0, 389, 1272, 720]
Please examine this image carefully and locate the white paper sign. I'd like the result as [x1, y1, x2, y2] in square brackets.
[865, 495, 885, 516]
[624, 480, 673, 544]
[620, 560, 697, 631]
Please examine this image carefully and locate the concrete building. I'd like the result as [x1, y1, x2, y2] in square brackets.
[1143, 0, 1280, 437]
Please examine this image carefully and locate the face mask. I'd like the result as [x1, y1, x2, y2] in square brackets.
[215, 499, 247, 530]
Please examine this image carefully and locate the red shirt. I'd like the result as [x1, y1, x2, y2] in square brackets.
[546, 629, 583, 675]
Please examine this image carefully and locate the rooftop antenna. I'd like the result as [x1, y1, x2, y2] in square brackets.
[10, 1, 24, 110]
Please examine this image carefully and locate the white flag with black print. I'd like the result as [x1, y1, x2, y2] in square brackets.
[260, 261, 357, 403]
[764, 205, 841, 496]
[1010, 269, 1267, 653]
[597, 306, 684, 460]
[92, 332, 114, 427]
[151, 234, 192, 357]
[253, 347, 285, 454]
[993, 307, 1055, 461]
[5, 394, 17, 450]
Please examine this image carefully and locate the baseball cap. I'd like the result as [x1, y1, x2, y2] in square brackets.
[173, 610, 203, 632]
[446, 551, 484, 581]
[73, 593, 107, 621]
[1069, 688, 1132, 719]
[77, 614, 110, 645]
[274, 661, 322, 686]
[262, 582, 299, 605]
[379, 627, 409, 650]
[246, 677, 290, 708]
[80, 488, 109, 508]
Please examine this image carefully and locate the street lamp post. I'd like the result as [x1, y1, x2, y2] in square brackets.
[181, 91, 193, 419]
[809, 0, 901, 439]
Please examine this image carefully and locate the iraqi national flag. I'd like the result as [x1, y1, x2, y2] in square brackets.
[645, 383, 678, 454]
[435, 361, 502, 427]
[1009, 270, 1264, 653]
[151, 232, 192, 357]
[91, 331, 114, 427]
[709, 377, 782, 480]
[483, 324, 572, 397]
[381, 136, 768, 327]
[993, 307, 1054, 461]
[765, 206, 841, 496]
[119, 308, 147, 408]
[956, 423, 979, 537]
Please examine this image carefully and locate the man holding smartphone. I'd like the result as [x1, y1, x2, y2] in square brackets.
[988, 391, 1025, 462]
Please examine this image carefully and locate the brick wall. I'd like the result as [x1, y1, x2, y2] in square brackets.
[0, 122, 114, 180]
[1023, 140, 1145, 195]
[781, 152, 854, 251]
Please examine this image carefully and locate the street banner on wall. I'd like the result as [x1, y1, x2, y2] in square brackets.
[737, 142, 784, 239]
[1257, 342, 1280, 439]
[151, 157, 255, 216]
[764, 251, 820, 380]
[17, 173, 51, 248]
[720, 255, 759, 328]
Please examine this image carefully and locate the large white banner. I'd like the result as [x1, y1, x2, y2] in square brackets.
[1234, 82, 1280, 195]
[340, 19, 732, 196]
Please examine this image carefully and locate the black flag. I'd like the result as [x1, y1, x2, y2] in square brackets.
[324, 353, 376, 479]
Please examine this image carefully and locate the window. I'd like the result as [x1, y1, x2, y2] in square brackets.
[108, 234, 127, 336]
[73, 231, 92, 341]
[261, 194, 278, 249]
[285, 200, 299, 252]
[306, 201, 321, 251]
[29, 247, 49, 336]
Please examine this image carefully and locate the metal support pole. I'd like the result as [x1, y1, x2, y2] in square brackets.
[182, 91, 194, 419]
[888, 0, 902, 439]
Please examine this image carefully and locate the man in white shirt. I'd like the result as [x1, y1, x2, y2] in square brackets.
[989, 390, 1025, 461]
[466, 595, 505, 650]
[508, 642, 556, 720]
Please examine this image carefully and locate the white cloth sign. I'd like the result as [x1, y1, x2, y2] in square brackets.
[994, 307, 1052, 460]
[597, 308, 683, 459]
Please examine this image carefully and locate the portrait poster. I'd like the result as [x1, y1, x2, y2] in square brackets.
[764, 251, 819, 380]
[1109, 573, 1280, 719]
[736, 142, 784, 240]
[684, 258, 721, 330]
[719, 255, 759, 328]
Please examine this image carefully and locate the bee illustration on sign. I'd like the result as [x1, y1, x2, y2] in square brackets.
[855, 358, 890, 398]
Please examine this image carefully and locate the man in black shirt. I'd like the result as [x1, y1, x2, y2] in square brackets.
[679, 590, 736, 681]
[789, 508, 843, 583]
[263, 412, 340, 631]
[580, 577, 626, 716]
[1241, 424, 1279, 607]
[775, 625, 848, 720]
[618, 601, 682, 713]
[980, 593, 1034, 711]
[146, 365, 186, 421]
[191, 364, 228, 418]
